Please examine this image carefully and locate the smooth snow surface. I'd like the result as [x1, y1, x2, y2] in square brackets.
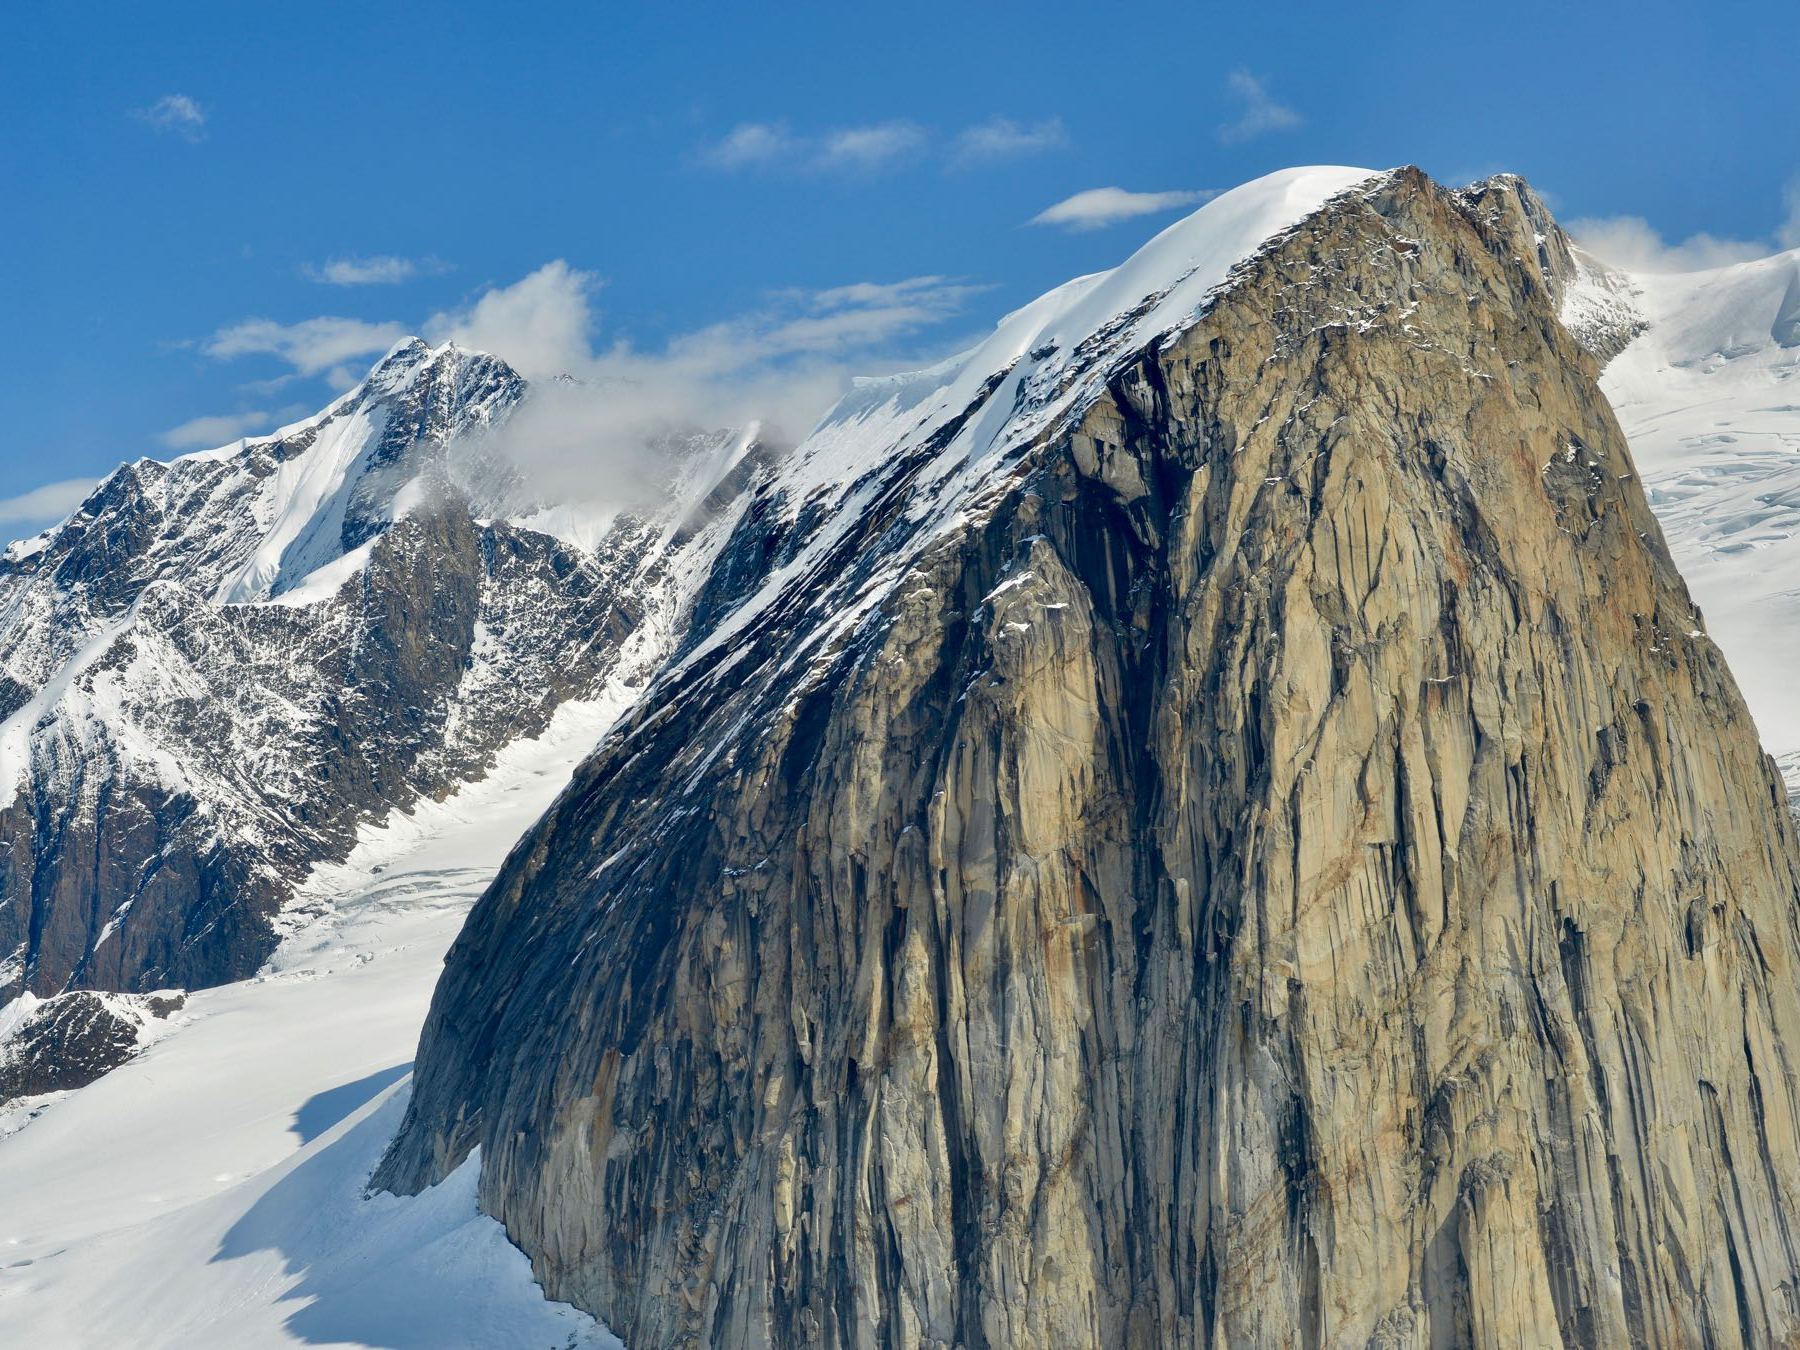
[1588, 248, 1800, 785]
[0, 695, 628, 1348]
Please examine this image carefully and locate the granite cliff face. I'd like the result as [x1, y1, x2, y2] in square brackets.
[0, 340, 743, 1003]
[380, 167, 1800, 1346]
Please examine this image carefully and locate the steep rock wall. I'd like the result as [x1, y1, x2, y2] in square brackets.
[381, 170, 1800, 1348]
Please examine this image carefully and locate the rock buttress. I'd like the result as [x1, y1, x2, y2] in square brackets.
[379, 170, 1800, 1348]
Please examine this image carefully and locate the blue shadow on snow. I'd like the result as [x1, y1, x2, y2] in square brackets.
[291, 1064, 413, 1144]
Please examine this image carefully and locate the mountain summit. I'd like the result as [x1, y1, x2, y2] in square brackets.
[379, 167, 1800, 1346]
[0, 339, 732, 1006]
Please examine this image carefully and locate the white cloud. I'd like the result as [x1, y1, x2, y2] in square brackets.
[425, 261, 600, 382]
[0, 478, 97, 530]
[158, 410, 275, 450]
[730, 275, 986, 357]
[1565, 216, 1771, 273]
[427, 262, 976, 388]
[815, 121, 927, 171]
[697, 122, 799, 169]
[1217, 70, 1300, 144]
[1029, 187, 1212, 232]
[701, 117, 1053, 173]
[135, 94, 207, 141]
[187, 262, 979, 516]
[203, 316, 411, 377]
[1567, 177, 1800, 273]
[421, 262, 981, 511]
[951, 116, 1068, 165]
[304, 255, 447, 286]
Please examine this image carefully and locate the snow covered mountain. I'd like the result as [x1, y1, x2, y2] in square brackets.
[380, 167, 1800, 1345]
[0, 337, 757, 1013]
[3, 165, 1800, 1347]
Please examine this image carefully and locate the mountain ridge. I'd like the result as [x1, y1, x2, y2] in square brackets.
[3, 163, 1800, 1347]
[379, 166, 1800, 1345]
[0, 337, 758, 1008]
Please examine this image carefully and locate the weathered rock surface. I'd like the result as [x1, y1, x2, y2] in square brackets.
[381, 167, 1800, 1347]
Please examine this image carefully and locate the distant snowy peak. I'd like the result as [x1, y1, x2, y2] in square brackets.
[1610, 248, 1800, 368]
[0, 320, 782, 1005]
[207, 339, 526, 603]
[0, 340, 525, 663]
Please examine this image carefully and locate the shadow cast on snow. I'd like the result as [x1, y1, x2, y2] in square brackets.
[291, 1064, 414, 1144]
[212, 1072, 612, 1348]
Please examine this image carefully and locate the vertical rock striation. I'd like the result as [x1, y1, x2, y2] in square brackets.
[380, 169, 1800, 1346]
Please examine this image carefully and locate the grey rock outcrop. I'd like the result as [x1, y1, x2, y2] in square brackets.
[379, 167, 1800, 1347]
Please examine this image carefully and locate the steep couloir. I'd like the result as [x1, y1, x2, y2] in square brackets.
[380, 168, 1800, 1348]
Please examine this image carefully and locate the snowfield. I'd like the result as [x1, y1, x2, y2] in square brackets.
[0, 694, 626, 1348]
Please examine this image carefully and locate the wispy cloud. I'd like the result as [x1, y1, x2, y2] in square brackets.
[951, 116, 1068, 165]
[159, 410, 276, 450]
[815, 121, 927, 171]
[751, 275, 987, 354]
[698, 116, 1064, 174]
[420, 261, 982, 509]
[187, 259, 981, 517]
[696, 121, 800, 170]
[1217, 70, 1300, 144]
[304, 255, 449, 286]
[0, 478, 97, 531]
[1566, 217, 1771, 273]
[134, 94, 207, 141]
[1029, 187, 1213, 232]
[203, 316, 411, 381]
[425, 263, 977, 382]
[425, 262, 600, 381]
[1569, 175, 1800, 272]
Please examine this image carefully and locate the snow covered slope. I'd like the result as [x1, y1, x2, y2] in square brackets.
[1577, 249, 1800, 786]
[0, 694, 632, 1347]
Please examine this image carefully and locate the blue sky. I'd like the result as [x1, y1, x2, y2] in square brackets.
[4, 0, 1797, 533]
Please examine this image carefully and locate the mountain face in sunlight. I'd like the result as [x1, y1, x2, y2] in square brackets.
[380, 170, 1800, 1346]
[7, 167, 1800, 1349]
